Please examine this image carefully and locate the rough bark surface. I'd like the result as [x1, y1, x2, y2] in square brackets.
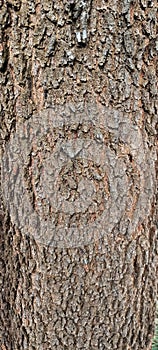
[0, 1, 157, 349]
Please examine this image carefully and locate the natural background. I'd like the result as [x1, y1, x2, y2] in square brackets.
[0, 1, 157, 349]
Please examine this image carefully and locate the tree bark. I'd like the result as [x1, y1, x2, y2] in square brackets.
[0, 1, 157, 349]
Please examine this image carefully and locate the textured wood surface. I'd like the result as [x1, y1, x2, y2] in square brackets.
[0, 1, 157, 349]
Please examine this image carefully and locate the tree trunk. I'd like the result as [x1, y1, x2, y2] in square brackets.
[0, 1, 157, 349]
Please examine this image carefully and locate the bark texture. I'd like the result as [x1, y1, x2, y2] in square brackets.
[0, 1, 157, 349]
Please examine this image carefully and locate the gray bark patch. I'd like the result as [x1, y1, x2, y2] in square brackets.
[2, 102, 156, 248]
